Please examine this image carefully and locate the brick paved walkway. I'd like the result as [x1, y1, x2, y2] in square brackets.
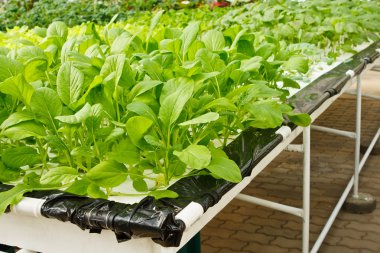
[201, 70, 380, 252]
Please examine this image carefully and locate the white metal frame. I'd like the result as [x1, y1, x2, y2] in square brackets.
[236, 67, 380, 253]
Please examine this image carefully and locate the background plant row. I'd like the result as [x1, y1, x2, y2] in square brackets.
[0, 0, 253, 31]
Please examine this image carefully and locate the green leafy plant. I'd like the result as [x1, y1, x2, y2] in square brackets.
[0, 0, 379, 216]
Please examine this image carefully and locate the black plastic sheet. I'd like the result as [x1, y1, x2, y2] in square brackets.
[289, 41, 380, 115]
[0, 41, 379, 247]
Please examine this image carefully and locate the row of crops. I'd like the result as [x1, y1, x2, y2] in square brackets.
[0, 0, 379, 214]
[0, 0, 249, 31]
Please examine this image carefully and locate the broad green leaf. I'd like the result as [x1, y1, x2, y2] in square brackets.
[245, 100, 283, 129]
[0, 56, 24, 82]
[179, 112, 219, 126]
[173, 144, 211, 170]
[16, 46, 47, 65]
[202, 30, 225, 52]
[0, 174, 56, 215]
[2, 147, 39, 169]
[61, 37, 76, 63]
[187, 40, 205, 61]
[47, 21, 68, 39]
[100, 54, 125, 87]
[110, 33, 138, 54]
[133, 179, 148, 192]
[287, 112, 311, 127]
[128, 80, 162, 101]
[144, 135, 165, 148]
[87, 183, 107, 199]
[57, 62, 85, 106]
[0, 74, 35, 106]
[85, 104, 103, 133]
[141, 59, 164, 81]
[66, 179, 91, 196]
[148, 189, 178, 199]
[180, 22, 200, 59]
[249, 83, 283, 98]
[16, 46, 47, 82]
[86, 160, 127, 188]
[108, 137, 140, 165]
[146, 10, 165, 50]
[159, 77, 194, 128]
[203, 98, 237, 111]
[282, 56, 309, 74]
[282, 78, 300, 89]
[30, 87, 62, 130]
[195, 48, 225, 73]
[0, 162, 22, 183]
[0, 47, 9, 56]
[255, 44, 276, 60]
[230, 28, 247, 50]
[71, 75, 103, 110]
[55, 103, 91, 124]
[240, 56, 263, 72]
[127, 102, 157, 123]
[206, 156, 242, 183]
[45, 135, 69, 153]
[0, 184, 30, 215]
[0, 111, 34, 130]
[40, 167, 78, 185]
[126, 116, 154, 147]
[2, 121, 46, 140]
[70, 146, 94, 158]
[104, 127, 125, 143]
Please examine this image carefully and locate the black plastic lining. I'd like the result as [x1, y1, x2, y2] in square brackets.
[289, 41, 380, 115]
[39, 192, 185, 247]
[0, 41, 379, 247]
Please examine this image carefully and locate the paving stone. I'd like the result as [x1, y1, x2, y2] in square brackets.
[319, 245, 359, 253]
[203, 236, 248, 251]
[243, 242, 289, 253]
[201, 244, 219, 253]
[222, 220, 261, 233]
[271, 237, 301, 249]
[231, 230, 275, 244]
[257, 226, 301, 239]
[201, 226, 236, 239]
[345, 221, 380, 234]
[338, 238, 380, 251]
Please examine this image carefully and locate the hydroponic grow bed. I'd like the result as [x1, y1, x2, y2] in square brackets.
[0, 0, 379, 252]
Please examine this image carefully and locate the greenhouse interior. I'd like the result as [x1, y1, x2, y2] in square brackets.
[0, 0, 380, 252]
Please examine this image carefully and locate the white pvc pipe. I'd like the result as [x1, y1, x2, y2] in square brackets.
[11, 197, 45, 218]
[354, 75, 362, 198]
[311, 125, 356, 139]
[175, 202, 204, 229]
[276, 126, 292, 139]
[236, 194, 303, 217]
[302, 126, 311, 253]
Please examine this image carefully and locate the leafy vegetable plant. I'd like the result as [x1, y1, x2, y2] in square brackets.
[0, 0, 379, 216]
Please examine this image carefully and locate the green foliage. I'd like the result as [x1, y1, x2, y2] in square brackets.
[0, 0, 378, 215]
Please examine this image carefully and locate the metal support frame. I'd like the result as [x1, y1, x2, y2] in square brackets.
[237, 71, 380, 253]
[236, 126, 311, 252]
